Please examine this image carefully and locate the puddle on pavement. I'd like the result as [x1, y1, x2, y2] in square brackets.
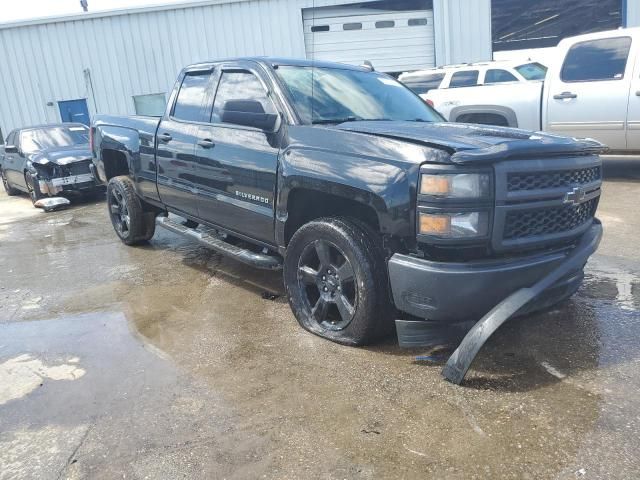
[2, 198, 639, 477]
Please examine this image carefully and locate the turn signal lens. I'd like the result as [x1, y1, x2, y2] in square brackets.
[420, 173, 491, 199]
[419, 212, 489, 238]
[420, 176, 450, 195]
[419, 213, 451, 235]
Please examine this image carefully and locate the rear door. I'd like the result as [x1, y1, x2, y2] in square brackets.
[194, 62, 281, 244]
[544, 34, 634, 150]
[156, 69, 214, 218]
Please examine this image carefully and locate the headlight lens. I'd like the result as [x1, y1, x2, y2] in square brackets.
[420, 173, 491, 199]
[419, 211, 489, 238]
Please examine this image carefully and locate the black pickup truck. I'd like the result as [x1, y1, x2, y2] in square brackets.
[92, 58, 604, 382]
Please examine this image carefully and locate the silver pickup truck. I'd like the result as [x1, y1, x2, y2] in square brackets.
[423, 27, 640, 153]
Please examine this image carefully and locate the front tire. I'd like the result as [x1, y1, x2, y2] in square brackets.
[25, 173, 44, 206]
[1, 169, 19, 196]
[284, 217, 392, 346]
[107, 176, 156, 245]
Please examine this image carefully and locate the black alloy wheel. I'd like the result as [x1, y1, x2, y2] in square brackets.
[297, 239, 358, 331]
[108, 186, 131, 239]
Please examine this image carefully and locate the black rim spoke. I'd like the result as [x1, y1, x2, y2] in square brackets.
[335, 293, 355, 323]
[312, 297, 330, 321]
[299, 265, 318, 284]
[337, 260, 354, 283]
[314, 240, 332, 269]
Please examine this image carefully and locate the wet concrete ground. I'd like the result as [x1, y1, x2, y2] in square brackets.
[1, 157, 639, 479]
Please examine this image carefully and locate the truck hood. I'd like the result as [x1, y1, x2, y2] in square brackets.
[30, 145, 92, 166]
[334, 121, 607, 164]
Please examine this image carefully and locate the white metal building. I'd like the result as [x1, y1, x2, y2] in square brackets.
[0, 0, 637, 137]
[0, 0, 491, 136]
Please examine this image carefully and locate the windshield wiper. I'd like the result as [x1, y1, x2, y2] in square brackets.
[312, 116, 361, 125]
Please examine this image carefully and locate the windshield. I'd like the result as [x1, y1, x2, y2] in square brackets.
[20, 126, 89, 154]
[515, 62, 547, 81]
[275, 66, 444, 125]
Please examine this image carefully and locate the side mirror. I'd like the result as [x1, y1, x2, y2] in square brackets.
[221, 100, 279, 132]
[4, 145, 17, 154]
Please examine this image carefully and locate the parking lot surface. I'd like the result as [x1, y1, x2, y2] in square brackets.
[1, 157, 639, 479]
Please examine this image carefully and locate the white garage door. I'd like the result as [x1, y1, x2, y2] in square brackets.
[302, 6, 435, 73]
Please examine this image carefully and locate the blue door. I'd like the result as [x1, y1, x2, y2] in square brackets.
[58, 99, 90, 125]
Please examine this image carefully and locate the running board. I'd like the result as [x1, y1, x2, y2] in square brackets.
[156, 216, 282, 270]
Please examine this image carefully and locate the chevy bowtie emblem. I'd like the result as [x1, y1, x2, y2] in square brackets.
[563, 186, 587, 206]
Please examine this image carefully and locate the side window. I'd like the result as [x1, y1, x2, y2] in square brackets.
[449, 70, 479, 88]
[6, 131, 16, 146]
[172, 72, 212, 122]
[561, 37, 632, 82]
[484, 69, 518, 84]
[212, 71, 276, 124]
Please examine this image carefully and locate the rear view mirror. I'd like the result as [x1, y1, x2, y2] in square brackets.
[4, 145, 17, 154]
[221, 100, 279, 132]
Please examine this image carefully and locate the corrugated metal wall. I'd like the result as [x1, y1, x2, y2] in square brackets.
[0, 0, 491, 135]
[432, 0, 492, 66]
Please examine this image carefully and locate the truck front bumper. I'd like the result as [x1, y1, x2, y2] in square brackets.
[389, 221, 603, 344]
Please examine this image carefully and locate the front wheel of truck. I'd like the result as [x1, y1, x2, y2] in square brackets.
[107, 176, 156, 245]
[284, 217, 392, 346]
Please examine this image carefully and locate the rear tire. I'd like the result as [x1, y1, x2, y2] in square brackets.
[107, 176, 156, 245]
[1, 169, 19, 196]
[284, 217, 392, 346]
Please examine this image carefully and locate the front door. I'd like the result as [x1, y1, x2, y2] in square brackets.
[194, 66, 280, 243]
[58, 99, 90, 125]
[156, 69, 214, 218]
[626, 49, 640, 150]
[545, 34, 634, 150]
[2, 130, 26, 188]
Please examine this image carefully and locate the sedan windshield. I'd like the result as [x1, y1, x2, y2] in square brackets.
[275, 65, 444, 125]
[20, 126, 89, 154]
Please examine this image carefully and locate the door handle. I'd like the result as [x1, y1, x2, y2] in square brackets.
[158, 132, 172, 142]
[197, 138, 215, 149]
[553, 91, 578, 100]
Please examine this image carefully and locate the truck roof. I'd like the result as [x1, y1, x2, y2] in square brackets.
[187, 56, 371, 72]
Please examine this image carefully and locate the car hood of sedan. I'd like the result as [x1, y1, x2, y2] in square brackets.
[334, 121, 607, 164]
[30, 145, 92, 166]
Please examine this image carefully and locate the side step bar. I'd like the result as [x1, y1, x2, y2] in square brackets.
[156, 216, 282, 270]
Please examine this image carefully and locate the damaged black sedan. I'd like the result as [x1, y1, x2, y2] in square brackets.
[1, 123, 104, 205]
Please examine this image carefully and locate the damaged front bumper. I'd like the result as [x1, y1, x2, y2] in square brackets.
[38, 173, 100, 196]
[389, 221, 603, 383]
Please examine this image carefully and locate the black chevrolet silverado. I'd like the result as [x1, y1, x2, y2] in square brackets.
[92, 58, 604, 383]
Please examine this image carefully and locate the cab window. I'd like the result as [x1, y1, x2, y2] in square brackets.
[449, 70, 479, 88]
[172, 71, 212, 122]
[561, 37, 632, 82]
[484, 69, 518, 84]
[212, 71, 276, 124]
[402, 72, 446, 94]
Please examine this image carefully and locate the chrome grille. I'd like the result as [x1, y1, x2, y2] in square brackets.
[507, 166, 601, 192]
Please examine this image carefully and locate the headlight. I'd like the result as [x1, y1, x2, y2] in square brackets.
[419, 211, 489, 238]
[420, 173, 491, 199]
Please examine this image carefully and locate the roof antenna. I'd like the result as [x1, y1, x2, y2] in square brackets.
[80, 0, 88, 12]
[361, 60, 375, 71]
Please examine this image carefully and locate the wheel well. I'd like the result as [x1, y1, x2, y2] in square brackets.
[456, 112, 509, 127]
[284, 189, 380, 245]
[102, 149, 129, 180]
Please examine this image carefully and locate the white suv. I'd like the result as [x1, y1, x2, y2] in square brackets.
[398, 60, 547, 96]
